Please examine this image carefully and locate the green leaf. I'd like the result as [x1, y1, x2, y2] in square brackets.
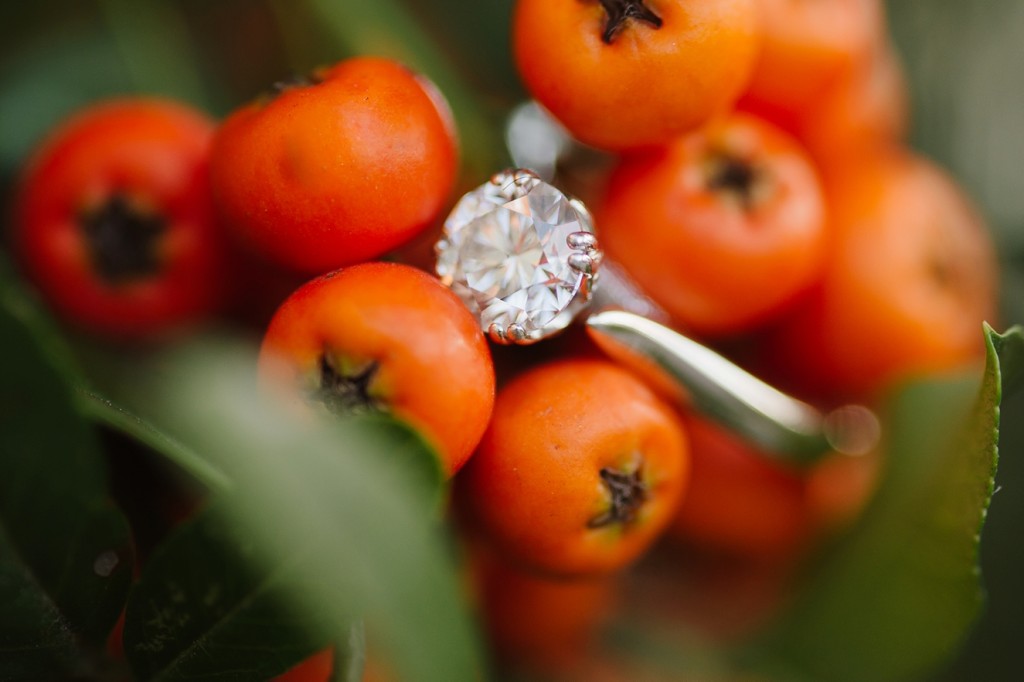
[0, 22, 134, 177]
[0, 279, 134, 679]
[120, 340, 479, 682]
[123, 500, 336, 681]
[987, 323, 1024, 396]
[76, 389, 231, 494]
[750, 325, 1017, 682]
[400, 0, 521, 101]
[96, 0, 212, 109]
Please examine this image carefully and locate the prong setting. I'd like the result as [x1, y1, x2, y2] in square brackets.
[506, 323, 528, 343]
[569, 197, 595, 227]
[490, 168, 541, 200]
[567, 231, 599, 250]
[568, 252, 596, 275]
[488, 322, 508, 344]
[567, 230, 603, 302]
[436, 168, 603, 345]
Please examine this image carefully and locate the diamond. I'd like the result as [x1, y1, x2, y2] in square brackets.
[435, 169, 600, 344]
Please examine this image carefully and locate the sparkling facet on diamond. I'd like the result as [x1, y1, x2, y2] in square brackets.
[435, 169, 601, 344]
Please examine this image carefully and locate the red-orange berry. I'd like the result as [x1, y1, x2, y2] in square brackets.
[210, 57, 458, 273]
[258, 263, 495, 476]
[513, 0, 760, 151]
[766, 149, 998, 399]
[14, 98, 229, 339]
[598, 112, 827, 336]
[459, 359, 689, 577]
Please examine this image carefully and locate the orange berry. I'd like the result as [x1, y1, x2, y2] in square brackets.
[599, 112, 826, 336]
[459, 359, 689, 577]
[513, 0, 760, 150]
[258, 263, 495, 476]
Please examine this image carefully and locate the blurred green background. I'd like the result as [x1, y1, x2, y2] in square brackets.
[1, 1, 1021, 679]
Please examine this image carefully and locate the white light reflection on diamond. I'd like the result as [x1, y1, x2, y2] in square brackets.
[436, 170, 595, 342]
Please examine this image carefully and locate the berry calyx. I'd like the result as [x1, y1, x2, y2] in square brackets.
[588, 464, 649, 528]
[81, 194, 166, 284]
[598, 0, 663, 44]
[310, 354, 386, 416]
[704, 153, 771, 212]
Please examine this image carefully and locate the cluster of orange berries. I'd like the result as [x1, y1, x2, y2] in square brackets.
[11, 0, 998, 679]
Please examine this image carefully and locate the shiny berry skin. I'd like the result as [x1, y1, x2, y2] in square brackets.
[210, 57, 459, 273]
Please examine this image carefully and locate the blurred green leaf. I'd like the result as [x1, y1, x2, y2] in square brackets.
[0, 276, 133, 680]
[751, 325, 1015, 681]
[0, 23, 134, 176]
[402, 0, 521, 100]
[123, 500, 339, 681]
[118, 341, 480, 682]
[887, 1, 1024, 252]
[97, 0, 211, 109]
[76, 389, 231, 494]
[0, 256, 83, 383]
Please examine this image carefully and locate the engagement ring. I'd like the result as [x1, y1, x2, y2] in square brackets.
[435, 168, 879, 463]
[435, 168, 601, 345]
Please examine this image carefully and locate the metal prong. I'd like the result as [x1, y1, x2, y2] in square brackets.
[488, 322, 509, 344]
[489, 169, 513, 187]
[567, 231, 599, 251]
[512, 168, 540, 183]
[506, 323, 528, 344]
[492, 168, 540, 199]
[569, 197, 595, 230]
[580, 271, 598, 300]
[568, 252, 595, 275]
[589, 249, 604, 267]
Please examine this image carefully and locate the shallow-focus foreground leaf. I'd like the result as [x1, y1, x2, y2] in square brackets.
[123, 500, 340, 681]
[76, 389, 231, 495]
[120, 340, 475, 682]
[0, 272, 134, 680]
[752, 325, 1019, 682]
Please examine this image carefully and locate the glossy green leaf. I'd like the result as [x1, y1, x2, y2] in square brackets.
[0, 279, 133, 680]
[751, 325, 1018, 682]
[123, 500, 336, 681]
[119, 340, 477, 682]
[988, 323, 1024, 396]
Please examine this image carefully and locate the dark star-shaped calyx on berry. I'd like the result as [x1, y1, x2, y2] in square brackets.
[588, 465, 649, 528]
[598, 0, 663, 44]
